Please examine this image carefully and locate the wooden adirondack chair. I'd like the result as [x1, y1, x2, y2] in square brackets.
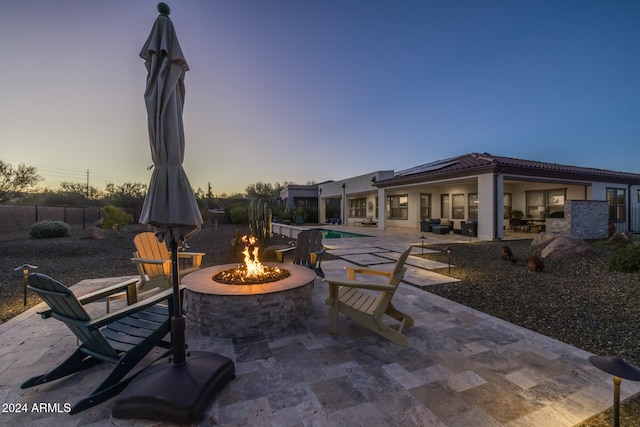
[22, 273, 178, 414]
[323, 247, 414, 346]
[130, 232, 205, 292]
[274, 229, 325, 277]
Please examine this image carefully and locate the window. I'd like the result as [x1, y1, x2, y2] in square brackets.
[547, 190, 565, 216]
[468, 193, 478, 219]
[503, 193, 512, 219]
[607, 188, 626, 223]
[441, 194, 449, 219]
[349, 198, 366, 218]
[387, 195, 408, 220]
[452, 194, 464, 219]
[526, 189, 566, 218]
[420, 193, 431, 219]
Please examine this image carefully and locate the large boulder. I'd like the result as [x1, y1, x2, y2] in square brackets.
[540, 234, 590, 258]
[80, 226, 107, 240]
[609, 232, 633, 244]
[531, 232, 559, 248]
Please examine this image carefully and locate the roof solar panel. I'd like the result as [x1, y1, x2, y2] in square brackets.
[395, 160, 458, 177]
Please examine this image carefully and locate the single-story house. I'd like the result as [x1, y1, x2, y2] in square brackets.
[317, 153, 640, 240]
[278, 184, 320, 212]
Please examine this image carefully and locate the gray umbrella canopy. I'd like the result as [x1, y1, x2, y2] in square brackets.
[138, 11, 202, 245]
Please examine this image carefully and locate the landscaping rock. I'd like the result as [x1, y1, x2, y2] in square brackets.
[80, 226, 107, 240]
[609, 232, 633, 243]
[540, 234, 590, 258]
[531, 232, 559, 248]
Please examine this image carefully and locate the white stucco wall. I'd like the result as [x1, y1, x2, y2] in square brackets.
[318, 171, 393, 226]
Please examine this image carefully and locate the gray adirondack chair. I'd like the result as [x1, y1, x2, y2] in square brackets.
[275, 229, 324, 277]
[21, 273, 177, 414]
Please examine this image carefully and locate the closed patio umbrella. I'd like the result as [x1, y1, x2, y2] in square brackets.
[137, 2, 201, 247]
[112, 4, 234, 424]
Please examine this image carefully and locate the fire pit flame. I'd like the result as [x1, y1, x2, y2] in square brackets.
[242, 235, 264, 278]
[213, 235, 290, 285]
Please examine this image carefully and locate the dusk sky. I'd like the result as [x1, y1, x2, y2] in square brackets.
[1, 1, 638, 195]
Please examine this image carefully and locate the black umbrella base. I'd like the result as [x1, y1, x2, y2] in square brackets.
[112, 351, 235, 424]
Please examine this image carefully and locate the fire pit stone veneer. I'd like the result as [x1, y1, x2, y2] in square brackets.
[183, 263, 316, 338]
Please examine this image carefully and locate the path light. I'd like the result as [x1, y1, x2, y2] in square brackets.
[420, 233, 425, 256]
[14, 264, 38, 306]
[444, 247, 452, 274]
[589, 355, 640, 427]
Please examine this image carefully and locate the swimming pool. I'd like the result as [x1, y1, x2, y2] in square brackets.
[311, 228, 372, 239]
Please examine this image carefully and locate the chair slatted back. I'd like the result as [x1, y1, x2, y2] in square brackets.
[292, 230, 323, 266]
[28, 273, 119, 359]
[134, 232, 170, 281]
[373, 247, 411, 317]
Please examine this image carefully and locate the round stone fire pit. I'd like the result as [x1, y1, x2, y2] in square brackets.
[183, 263, 316, 338]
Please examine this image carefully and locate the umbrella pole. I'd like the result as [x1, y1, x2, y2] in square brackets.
[171, 240, 186, 366]
[113, 238, 235, 424]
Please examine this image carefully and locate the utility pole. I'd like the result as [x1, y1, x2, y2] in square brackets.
[86, 169, 90, 198]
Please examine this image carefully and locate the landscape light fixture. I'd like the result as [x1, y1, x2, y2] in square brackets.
[589, 355, 640, 427]
[420, 233, 425, 256]
[444, 247, 452, 274]
[14, 264, 38, 306]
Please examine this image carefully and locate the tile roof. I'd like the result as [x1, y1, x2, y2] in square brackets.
[376, 152, 640, 187]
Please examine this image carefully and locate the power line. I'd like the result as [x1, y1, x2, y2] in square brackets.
[1, 156, 87, 177]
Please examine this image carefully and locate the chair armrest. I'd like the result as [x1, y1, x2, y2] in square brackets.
[130, 257, 171, 266]
[175, 252, 205, 268]
[75, 278, 139, 305]
[344, 266, 392, 280]
[274, 246, 296, 254]
[175, 251, 205, 257]
[274, 246, 296, 262]
[323, 277, 397, 292]
[86, 287, 183, 330]
[37, 278, 140, 319]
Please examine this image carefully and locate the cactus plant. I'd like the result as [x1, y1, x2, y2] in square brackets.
[248, 199, 272, 243]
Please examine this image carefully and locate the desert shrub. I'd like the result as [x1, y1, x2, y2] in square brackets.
[608, 242, 640, 272]
[101, 205, 133, 231]
[30, 220, 71, 239]
[228, 206, 248, 224]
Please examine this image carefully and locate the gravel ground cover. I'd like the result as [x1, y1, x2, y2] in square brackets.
[1, 224, 639, 425]
[423, 238, 640, 426]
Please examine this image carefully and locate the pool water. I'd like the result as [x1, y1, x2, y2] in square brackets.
[311, 228, 371, 239]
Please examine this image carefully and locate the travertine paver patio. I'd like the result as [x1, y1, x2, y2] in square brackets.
[1, 228, 639, 426]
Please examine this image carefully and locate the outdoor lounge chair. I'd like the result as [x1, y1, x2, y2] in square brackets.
[130, 232, 205, 292]
[274, 229, 325, 277]
[21, 273, 178, 414]
[357, 216, 377, 227]
[323, 246, 414, 346]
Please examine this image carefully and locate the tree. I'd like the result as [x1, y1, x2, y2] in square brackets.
[245, 181, 295, 201]
[0, 160, 43, 203]
[103, 181, 148, 210]
[59, 181, 102, 200]
[245, 182, 276, 200]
